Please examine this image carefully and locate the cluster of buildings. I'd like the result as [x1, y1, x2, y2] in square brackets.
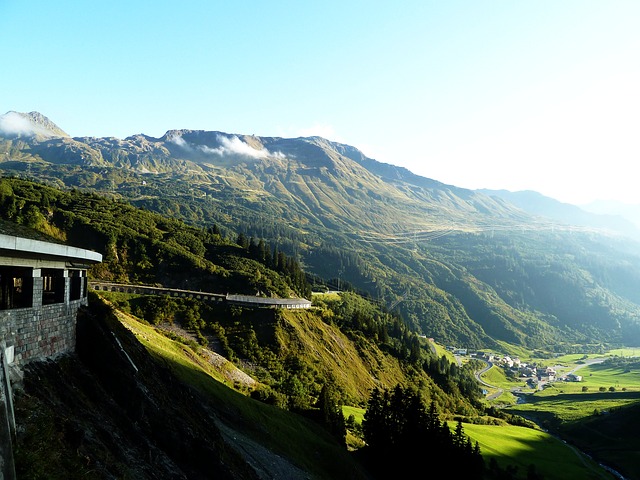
[490, 353, 582, 383]
[448, 346, 583, 385]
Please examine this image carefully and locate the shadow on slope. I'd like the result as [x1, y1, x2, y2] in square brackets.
[13, 295, 370, 479]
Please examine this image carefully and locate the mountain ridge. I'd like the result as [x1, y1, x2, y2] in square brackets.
[479, 188, 640, 240]
[2, 109, 636, 228]
[1, 110, 544, 233]
[4, 111, 640, 349]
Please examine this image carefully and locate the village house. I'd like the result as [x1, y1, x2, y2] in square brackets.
[566, 373, 583, 382]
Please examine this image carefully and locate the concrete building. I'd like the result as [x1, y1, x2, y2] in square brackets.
[0, 232, 102, 368]
[0, 231, 101, 479]
[225, 294, 312, 309]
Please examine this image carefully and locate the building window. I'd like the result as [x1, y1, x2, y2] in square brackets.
[0, 266, 33, 309]
[69, 270, 83, 301]
[42, 268, 65, 305]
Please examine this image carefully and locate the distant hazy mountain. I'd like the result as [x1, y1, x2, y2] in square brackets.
[581, 199, 640, 231]
[479, 189, 640, 240]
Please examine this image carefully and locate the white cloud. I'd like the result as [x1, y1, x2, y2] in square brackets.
[170, 133, 284, 159]
[203, 136, 269, 159]
[0, 111, 50, 137]
[168, 134, 192, 150]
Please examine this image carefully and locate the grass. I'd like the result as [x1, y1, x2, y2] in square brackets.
[509, 390, 640, 423]
[580, 363, 640, 390]
[473, 347, 640, 479]
[432, 341, 454, 360]
[104, 304, 640, 479]
[343, 405, 365, 425]
[607, 347, 640, 358]
[456, 422, 613, 480]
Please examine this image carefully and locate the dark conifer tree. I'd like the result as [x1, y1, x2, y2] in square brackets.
[317, 383, 346, 445]
[236, 232, 249, 249]
[362, 386, 484, 478]
[257, 239, 268, 263]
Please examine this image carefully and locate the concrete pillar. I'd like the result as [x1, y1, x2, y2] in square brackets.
[31, 268, 42, 308]
[63, 269, 70, 305]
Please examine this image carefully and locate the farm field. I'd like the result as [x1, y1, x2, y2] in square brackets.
[505, 360, 640, 422]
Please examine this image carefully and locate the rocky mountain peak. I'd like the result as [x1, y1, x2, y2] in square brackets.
[0, 111, 69, 139]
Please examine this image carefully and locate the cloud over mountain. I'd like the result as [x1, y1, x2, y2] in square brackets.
[169, 133, 284, 159]
[0, 111, 68, 138]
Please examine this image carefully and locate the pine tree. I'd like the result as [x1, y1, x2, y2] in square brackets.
[236, 232, 249, 249]
[317, 383, 346, 445]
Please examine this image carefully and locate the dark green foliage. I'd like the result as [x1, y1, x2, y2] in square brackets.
[361, 384, 484, 478]
[423, 355, 484, 404]
[313, 291, 430, 364]
[316, 382, 347, 445]
[0, 177, 308, 299]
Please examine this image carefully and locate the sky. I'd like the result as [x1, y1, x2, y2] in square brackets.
[2, 1, 640, 206]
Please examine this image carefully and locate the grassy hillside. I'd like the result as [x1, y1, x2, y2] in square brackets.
[109, 299, 369, 479]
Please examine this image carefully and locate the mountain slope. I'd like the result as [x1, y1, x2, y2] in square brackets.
[3, 112, 640, 349]
[0, 111, 69, 138]
[15, 295, 371, 479]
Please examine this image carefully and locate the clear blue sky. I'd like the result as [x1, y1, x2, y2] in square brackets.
[2, 1, 640, 205]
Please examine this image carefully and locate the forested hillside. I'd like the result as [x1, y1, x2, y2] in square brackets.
[4, 177, 500, 478]
[4, 113, 640, 351]
[1, 167, 632, 478]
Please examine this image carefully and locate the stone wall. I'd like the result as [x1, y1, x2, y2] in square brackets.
[0, 278, 88, 368]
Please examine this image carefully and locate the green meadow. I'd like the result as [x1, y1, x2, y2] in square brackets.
[477, 348, 640, 478]
[342, 398, 616, 478]
[456, 422, 612, 480]
[343, 405, 366, 424]
[339, 344, 640, 478]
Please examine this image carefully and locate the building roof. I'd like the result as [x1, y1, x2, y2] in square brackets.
[0, 233, 102, 264]
[226, 294, 312, 308]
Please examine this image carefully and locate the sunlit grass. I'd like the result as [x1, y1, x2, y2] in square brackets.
[456, 422, 611, 480]
[607, 347, 640, 358]
[507, 362, 640, 425]
[343, 405, 365, 425]
[432, 341, 456, 362]
[509, 391, 640, 423]
[493, 341, 531, 361]
[582, 364, 640, 389]
[109, 305, 361, 479]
